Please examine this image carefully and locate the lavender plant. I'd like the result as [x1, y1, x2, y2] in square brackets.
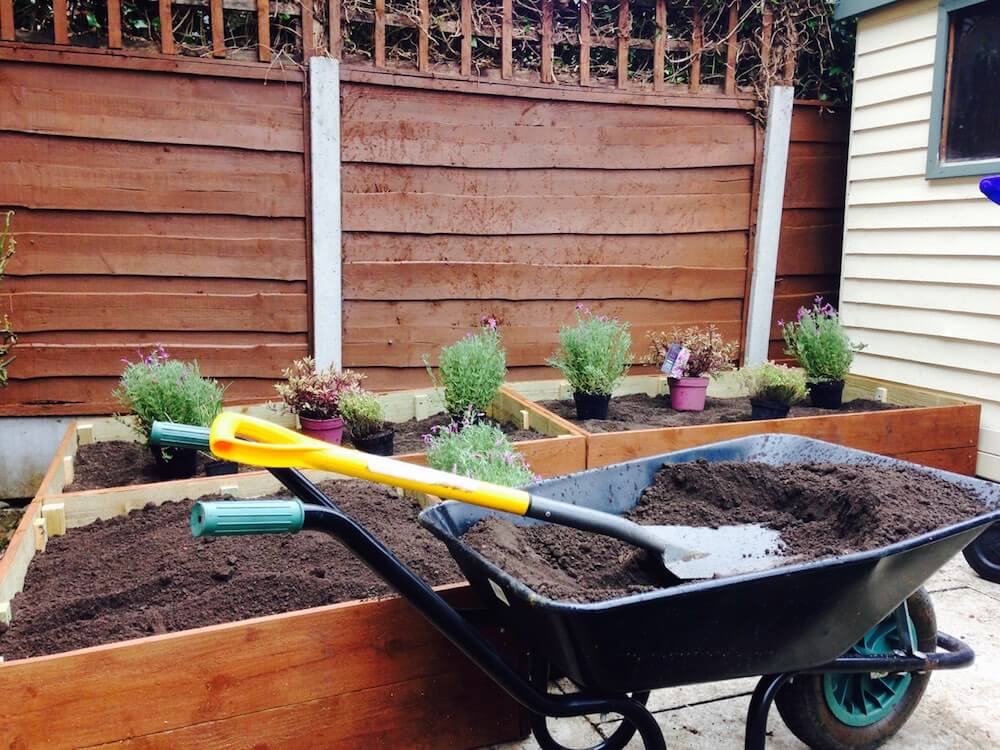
[739, 362, 808, 406]
[780, 297, 864, 383]
[0, 211, 15, 388]
[113, 347, 226, 442]
[548, 306, 632, 396]
[424, 408, 535, 487]
[275, 357, 365, 420]
[426, 326, 507, 419]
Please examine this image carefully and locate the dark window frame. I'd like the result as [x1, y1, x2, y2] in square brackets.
[927, 0, 1000, 179]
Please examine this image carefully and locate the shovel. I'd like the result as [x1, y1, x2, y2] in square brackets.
[159, 413, 785, 580]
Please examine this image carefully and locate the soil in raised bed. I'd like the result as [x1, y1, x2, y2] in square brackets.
[0, 480, 461, 660]
[540, 394, 902, 433]
[464, 460, 984, 602]
[66, 416, 542, 492]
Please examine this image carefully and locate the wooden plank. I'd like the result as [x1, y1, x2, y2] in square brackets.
[342, 193, 751, 234]
[0, 586, 525, 750]
[782, 154, 847, 209]
[107, 0, 123, 48]
[343, 263, 746, 301]
[4, 292, 307, 332]
[760, 5, 772, 77]
[300, 0, 315, 59]
[580, 0, 591, 85]
[159, 0, 175, 53]
[257, 0, 271, 62]
[374, 0, 386, 67]
[540, 0, 554, 83]
[418, 0, 429, 71]
[689, 10, 702, 93]
[501, 0, 512, 79]
[724, 3, 738, 96]
[783, 45, 796, 84]
[0, 62, 304, 151]
[342, 230, 749, 266]
[777, 212, 844, 276]
[617, 0, 629, 89]
[460, 0, 472, 76]
[653, 0, 665, 92]
[210, 0, 226, 57]
[0, 133, 306, 217]
[790, 105, 850, 143]
[52, 0, 69, 44]
[0, 0, 13, 42]
[893, 447, 979, 476]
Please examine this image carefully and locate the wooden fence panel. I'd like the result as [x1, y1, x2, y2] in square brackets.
[340, 81, 756, 387]
[0, 57, 308, 416]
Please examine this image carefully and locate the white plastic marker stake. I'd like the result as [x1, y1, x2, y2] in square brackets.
[660, 343, 683, 375]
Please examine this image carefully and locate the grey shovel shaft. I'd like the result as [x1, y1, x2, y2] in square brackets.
[526, 495, 698, 561]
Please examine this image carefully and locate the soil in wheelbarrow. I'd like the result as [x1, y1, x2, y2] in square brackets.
[540, 394, 902, 433]
[465, 460, 984, 602]
[0, 480, 461, 660]
[66, 416, 541, 492]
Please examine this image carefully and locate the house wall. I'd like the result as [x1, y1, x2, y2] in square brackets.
[842, 0, 1000, 479]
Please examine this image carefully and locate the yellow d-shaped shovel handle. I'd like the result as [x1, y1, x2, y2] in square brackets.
[209, 412, 532, 516]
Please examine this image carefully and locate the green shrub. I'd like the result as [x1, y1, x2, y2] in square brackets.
[548, 306, 632, 396]
[339, 388, 387, 439]
[275, 357, 364, 420]
[739, 362, 808, 406]
[425, 411, 535, 487]
[427, 327, 507, 419]
[0, 211, 16, 389]
[780, 297, 864, 383]
[113, 347, 225, 442]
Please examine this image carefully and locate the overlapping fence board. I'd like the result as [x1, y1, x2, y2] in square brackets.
[340, 81, 757, 387]
[0, 57, 308, 416]
[769, 104, 849, 361]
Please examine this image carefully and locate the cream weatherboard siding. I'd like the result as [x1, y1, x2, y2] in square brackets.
[842, 0, 1000, 479]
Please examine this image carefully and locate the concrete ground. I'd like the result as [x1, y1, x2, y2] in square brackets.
[489, 556, 1000, 749]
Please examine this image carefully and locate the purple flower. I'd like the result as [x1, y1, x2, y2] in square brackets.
[575, 302, 585, 310]
[821, 303, 836, 317]
[814, 295, 824, 305]
[120, 356, 131, 365]
[796, 306, 808, 322]
[777, 319, 785, 327]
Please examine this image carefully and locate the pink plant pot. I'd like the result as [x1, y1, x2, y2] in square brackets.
[298, 416, 345, 444]
[669, 376, 710, 412]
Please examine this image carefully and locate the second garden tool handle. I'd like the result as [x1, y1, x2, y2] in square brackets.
[208, 412, 532, 515]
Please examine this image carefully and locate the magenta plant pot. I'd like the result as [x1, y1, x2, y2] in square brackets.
[298, 416, 345, 444]
[669, 376, 710, 412]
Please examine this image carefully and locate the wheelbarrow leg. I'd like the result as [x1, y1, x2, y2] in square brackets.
[744, 673, 792, 750]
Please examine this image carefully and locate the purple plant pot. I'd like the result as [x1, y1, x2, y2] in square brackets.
[299, 416, 345, 444]
[669, 376, 710, 412]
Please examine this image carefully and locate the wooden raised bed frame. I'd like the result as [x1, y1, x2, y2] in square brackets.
[510, 374, 981, 475]
[0, 407, 537, 747]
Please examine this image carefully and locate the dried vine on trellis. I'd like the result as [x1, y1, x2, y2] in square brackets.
[0, 212, 16, 389]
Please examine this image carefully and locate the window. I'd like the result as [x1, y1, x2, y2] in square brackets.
[927, 0, 1000, 178]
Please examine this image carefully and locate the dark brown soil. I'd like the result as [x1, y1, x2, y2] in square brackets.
[541, 394, 902, 433]
[0, 480, 461, 661]
[464, 460, 984, 602]
[0, 508, 22, 555]
[388, 413, 541, 454]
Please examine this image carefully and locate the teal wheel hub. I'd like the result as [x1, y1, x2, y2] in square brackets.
[823, 612, 918, 727]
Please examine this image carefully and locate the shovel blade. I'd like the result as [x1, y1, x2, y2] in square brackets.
[655, 523, 788, 580]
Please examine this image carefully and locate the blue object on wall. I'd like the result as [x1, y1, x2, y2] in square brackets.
[980, 175, 1000, 205]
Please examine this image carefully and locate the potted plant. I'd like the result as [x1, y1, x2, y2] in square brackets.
[780, 297, 865, 409]
[425, 408, 536, 485]
[275, 357, 364, 444]
[649, 325, 738, 412]
[340, 387, 395, 456]
[548, 306, 632, 420]
[113, 347, 226, 478]
[425, 323, 507, 421]
[739, 362, 808, 420]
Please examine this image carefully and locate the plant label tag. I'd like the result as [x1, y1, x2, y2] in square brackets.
[489, 579, 510, 606]
[660, 343, 683, 375]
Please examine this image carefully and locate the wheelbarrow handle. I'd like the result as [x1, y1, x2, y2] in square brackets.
[150, 421, 211, 450]
[208, 412, 532, 516]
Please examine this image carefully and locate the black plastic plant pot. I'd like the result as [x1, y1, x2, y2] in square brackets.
[150, 446, 198, 479]
[810, 380, 845, 409]
[205, 459, 239, 477]
[749, 398, 791, 421]
[573, 391, 611, 420]
[353, 428, 395, 456]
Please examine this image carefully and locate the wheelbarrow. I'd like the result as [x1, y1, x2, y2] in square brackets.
[151, 420, 1000, 750]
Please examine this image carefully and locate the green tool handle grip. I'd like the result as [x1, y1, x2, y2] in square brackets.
[150, 421, 211, 451]
[191, 500, 305, 537]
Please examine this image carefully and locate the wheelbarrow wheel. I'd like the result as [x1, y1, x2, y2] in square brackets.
[775, 587, 936, 750]
[963, 523, 1000, 583]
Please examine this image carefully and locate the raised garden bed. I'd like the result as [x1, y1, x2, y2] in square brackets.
[511, 374, 981, 474]
[0, 457, 529, 748]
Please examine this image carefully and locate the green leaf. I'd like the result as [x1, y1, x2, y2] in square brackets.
[86, 10, 100, 29]
[132, 18, 148, 29]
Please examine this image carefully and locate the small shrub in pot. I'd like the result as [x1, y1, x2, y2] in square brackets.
[113, 347, 225, 478]
[340, 387, 394, 456]
[780, 297, 865, 409]
[426, 325, 507, 421]
[647, 325, 738, 412]
[425, 409, 536, 487]
[739, 362, 808, 420]
[275, 357, 364, 444]
[548, 306, 632, 419]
